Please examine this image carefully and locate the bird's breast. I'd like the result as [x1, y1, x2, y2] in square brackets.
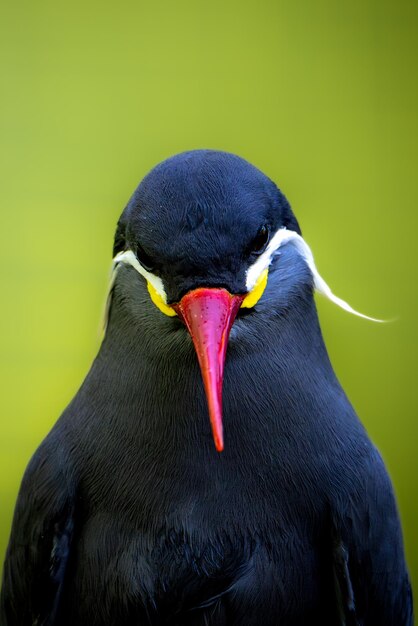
[66, 508, 332, 625]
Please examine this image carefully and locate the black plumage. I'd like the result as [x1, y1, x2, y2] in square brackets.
[0, 150, 412, 625]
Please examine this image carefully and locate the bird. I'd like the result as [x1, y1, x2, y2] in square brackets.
[0, 149, 412, 626]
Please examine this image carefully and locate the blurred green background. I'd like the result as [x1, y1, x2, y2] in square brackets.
[1, 0, 417, 603]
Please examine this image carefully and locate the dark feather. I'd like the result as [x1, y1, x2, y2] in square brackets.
[1, 151, 412, 625]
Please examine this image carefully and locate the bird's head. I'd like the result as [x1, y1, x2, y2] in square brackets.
[107, 150, 379, 452]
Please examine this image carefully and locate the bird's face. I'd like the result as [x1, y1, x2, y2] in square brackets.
[108, 151, 374, 451]
[110, 151, 301, 452]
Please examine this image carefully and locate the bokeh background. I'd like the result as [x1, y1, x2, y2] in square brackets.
[1, 0, 417, 603]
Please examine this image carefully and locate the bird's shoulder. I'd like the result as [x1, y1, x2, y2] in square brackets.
[329, 445, 413, 625]
[15, 427, 77, 517]
[0, 433, 77, 625]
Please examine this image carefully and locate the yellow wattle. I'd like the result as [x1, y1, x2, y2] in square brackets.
[241, 269, 268, 308]
[147, 269, 268, 316]
[147, 281, 177, 317]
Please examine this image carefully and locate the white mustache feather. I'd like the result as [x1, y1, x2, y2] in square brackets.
[249, 228, 386, 323]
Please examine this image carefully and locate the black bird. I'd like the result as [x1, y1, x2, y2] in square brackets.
[1, 150, 412, 625]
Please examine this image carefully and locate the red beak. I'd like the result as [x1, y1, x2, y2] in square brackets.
[173, 288, 244, 452]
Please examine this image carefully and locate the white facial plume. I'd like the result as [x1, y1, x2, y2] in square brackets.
[246, 228, 385, 322]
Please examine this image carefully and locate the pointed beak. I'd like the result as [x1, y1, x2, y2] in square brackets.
[173, 288, 244, 452]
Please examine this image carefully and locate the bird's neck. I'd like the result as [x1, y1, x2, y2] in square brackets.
[96, 284, 338, 443]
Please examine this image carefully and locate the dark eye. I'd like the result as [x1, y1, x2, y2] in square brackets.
[135, 244, 155, 272]
[250, 225, 270, 255]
